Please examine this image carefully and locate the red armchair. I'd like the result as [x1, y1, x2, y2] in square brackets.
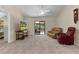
[57, 27, 76, 45]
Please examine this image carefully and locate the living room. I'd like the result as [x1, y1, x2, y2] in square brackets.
[0, 5, 79, 54]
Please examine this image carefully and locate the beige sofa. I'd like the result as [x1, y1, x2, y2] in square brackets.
[47, 27, 63, 39]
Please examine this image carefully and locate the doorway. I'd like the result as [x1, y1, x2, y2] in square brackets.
[0, 17, 4, 39]
[34, 21, 45, 35]
[0, 10, 8, 43]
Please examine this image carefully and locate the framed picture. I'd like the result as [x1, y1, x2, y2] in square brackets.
[73, 8, 78, 24]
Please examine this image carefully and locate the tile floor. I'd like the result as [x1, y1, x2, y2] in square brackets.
[0, 35, 79, 54]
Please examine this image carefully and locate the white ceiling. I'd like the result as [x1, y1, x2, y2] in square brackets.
[16, 5, 65, 17]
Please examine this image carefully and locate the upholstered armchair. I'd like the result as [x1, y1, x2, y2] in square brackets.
[57, 27, 76, 45]
[47, 27, 63, 39]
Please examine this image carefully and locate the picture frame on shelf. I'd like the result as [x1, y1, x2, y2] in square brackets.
[73, 8, 78, 24]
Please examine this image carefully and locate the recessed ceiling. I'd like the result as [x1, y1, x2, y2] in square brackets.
[16, 5, 65, 17]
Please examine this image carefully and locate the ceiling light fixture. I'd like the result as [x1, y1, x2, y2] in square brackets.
[40, 10, 49, 15]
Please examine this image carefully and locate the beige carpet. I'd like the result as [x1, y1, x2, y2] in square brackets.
[0, 35, 79, 54]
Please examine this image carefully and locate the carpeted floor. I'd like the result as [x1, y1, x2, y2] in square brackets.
[0, 35, 79, 54]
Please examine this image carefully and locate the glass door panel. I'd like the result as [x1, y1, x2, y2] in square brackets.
[40, 21, 45, 34]
[34, 21, 45, 35]
[34, 21, 40, 35]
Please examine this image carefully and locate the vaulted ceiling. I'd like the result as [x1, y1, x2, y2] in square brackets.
[16, 5, 65, 17]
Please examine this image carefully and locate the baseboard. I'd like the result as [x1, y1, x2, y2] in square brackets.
[74, 43, 79, 46]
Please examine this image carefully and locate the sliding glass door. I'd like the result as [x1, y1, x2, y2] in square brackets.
[34, 21, 45, 35]
[40, 21, 45, 34]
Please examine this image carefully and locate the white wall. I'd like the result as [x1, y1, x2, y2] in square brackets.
[57, 5, 79, 46]
[0, 6, 23, 43]
[3, 6, 23, 30]
[4, 6, 23, 43]
[8, 15, 16, 43]
[24, 16, 57, 35]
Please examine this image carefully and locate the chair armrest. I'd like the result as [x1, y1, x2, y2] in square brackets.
[57, 33, 66, 39]
[48, 31, 52, 33]
[57, 33, 66, 36]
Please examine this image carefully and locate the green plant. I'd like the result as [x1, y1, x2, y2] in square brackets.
[20, 21, 27, 31]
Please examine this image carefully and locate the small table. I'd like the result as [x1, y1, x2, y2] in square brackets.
[0, 32, 4, 39]
[23, 31, 28, 37]
[16, 31, 24, 40]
